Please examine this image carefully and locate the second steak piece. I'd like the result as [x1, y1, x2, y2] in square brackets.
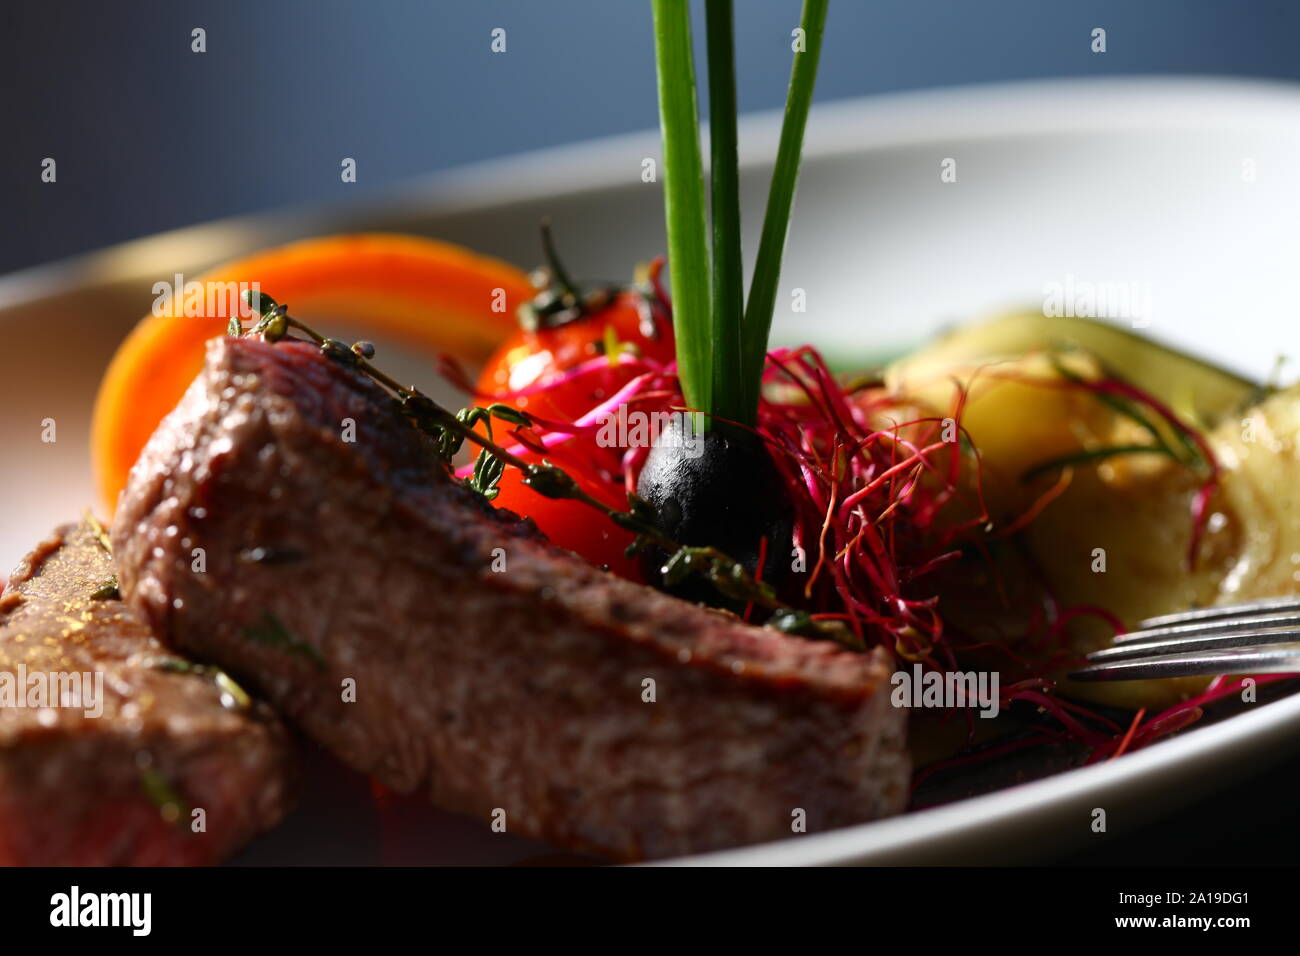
[113, 336, 909, 861]
[0, 519, 294, 864]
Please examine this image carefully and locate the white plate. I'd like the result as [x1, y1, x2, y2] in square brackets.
[3, 77, 1300, 864]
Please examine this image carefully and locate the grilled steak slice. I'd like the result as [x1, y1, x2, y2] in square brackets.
[113, 336, 909, 861]
[0, 519, 294, 865]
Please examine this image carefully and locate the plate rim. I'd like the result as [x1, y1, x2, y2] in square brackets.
[7, 73, 1300, 301]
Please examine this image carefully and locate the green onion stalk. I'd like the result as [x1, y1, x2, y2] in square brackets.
[637, 0, 829, 595]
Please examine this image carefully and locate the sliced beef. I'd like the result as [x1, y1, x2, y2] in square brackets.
[113, 336, 908, 861]
[0, 519, 294, 865]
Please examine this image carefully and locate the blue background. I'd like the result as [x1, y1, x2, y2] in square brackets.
[2, 0, 1299, 274]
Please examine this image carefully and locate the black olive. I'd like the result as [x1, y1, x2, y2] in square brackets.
[636, 418, 793, 607]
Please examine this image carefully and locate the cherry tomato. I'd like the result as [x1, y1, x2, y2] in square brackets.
[474, 282, 674, 580]
[477, 289, 675, 424]
[489, 455, 643, 579]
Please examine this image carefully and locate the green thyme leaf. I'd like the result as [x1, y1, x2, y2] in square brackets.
[467, 447, 505, 501]
[139, 768, 189, 825]
[149, 656, 198, 674]
[242, 289, 277, 318]
[89, 576, 120, 601]
[486, 403, 531, 427]
[242, 611, 325, 669]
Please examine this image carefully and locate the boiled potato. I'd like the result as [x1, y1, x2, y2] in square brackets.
[887, 312, 1295, 709]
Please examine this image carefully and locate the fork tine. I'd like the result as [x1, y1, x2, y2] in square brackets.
[1138, 595, 1300, 630]
[1088, 627, 1300, 662]
[1069, 643, 1300, 682]
[1115, 612, 1300, 646]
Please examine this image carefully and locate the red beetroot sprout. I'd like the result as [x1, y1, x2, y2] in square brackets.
[1108, 708, 1146, 761]
[449, 334, 1247, 771]
[743, 535, 770, 624]
[1004, 689, 1109, 746]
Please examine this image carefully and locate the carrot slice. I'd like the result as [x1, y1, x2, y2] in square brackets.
[92, 233, 533, 512]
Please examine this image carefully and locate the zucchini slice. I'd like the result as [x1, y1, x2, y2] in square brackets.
[888, 311, 1260, 429]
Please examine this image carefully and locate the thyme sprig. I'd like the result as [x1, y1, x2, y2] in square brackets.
[237, 290, 854, 647]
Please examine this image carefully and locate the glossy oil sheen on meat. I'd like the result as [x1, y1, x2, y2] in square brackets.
[113, 336, 909, 861]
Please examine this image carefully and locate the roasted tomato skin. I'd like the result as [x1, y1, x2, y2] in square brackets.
[474, 289, 674, 580]
[490, 463, 643, 579]
[477, 290, 674, 424]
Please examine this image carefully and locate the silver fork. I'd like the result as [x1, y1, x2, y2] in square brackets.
[1069, 595, 1300, 681]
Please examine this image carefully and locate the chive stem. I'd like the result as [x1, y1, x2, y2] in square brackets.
[651, 0, 713, 421]
[739, 0, 828, 420]
[705, 0, 746, 426]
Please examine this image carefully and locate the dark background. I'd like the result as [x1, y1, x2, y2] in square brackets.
[2, 0, 1298, 866]
[5, 0, 1300, 275]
